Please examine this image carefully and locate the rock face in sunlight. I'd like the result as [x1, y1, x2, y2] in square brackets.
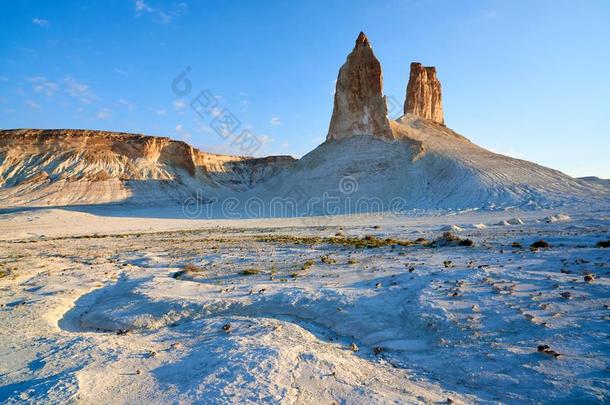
[326, 32, 393, 141]
[404, 62, 444, 125]
[0, 129, 294, 207]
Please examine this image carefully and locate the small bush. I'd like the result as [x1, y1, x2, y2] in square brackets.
[347, 258, 358, 265]
[458, 238, 474, 247]
[173, 263, 205, 279]
[242, 269, 260, 276]
[511, 242, 522, 248]
[184, 263, 205, 272]
[432, 232, 474, 247]
[320, 255, 336, 264]
[302, 259, 315, 270]
[530, 240, 550, 249]
[596, 239, 610, 248]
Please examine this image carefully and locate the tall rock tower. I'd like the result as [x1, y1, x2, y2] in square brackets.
[404, 62, 444, 125]
[326, 32, 393, 141]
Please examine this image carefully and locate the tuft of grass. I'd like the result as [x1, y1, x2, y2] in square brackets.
[242, 269, 260, 276]
[173, 263, 205, 279]
[347, 258, 358, 265]
[511, 242, 523, 248]
[302, 259, 315, 270]
[255, 235, 415, 249]
[320, 255, 337, 264]
[184, 263, 205, 272]
[432, 232, 474, 248]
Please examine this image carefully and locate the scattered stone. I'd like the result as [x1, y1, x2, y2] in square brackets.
[537, 344, 561, 357]
[584, 274, 595, 283]
[560, 291, 572, 299]
[350, 342, 359, 352]
[222, 323, 232, 332]
[373, 346, 384, 355]
[169, 342, 183, 350]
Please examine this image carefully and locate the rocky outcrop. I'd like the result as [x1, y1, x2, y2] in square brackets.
[326, 32, 393, 141]
[0, 129, 295, 207]
[404, 62, 444, 125]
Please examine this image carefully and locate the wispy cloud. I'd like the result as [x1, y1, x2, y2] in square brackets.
[134, 0, 153, 14]
[175, 123, 191, 140]
[156, 108, 167, 116]
[32, 18, 50, 27]
[26, 99, 40, 109]
[63, 76, 96, 104]
[118, 98, 136, 111]
[113, 68, 128, 76]
[133, 1, 188, 23]
[173, 99, 186, 110]
[270, 116, 281, 126]
[97, 108, 111, 119]
[27, 76, 59, 96]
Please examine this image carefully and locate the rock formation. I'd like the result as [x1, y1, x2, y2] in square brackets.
[326, 32, 393, 141]
[0, 129, 294, 207]
[404, 62, 444, 125]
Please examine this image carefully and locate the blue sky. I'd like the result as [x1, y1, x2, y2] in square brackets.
[1, 0, 609, 177]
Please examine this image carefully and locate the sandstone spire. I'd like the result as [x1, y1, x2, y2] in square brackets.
[326, 32, 393, 141]
[404, 62, 444, 125]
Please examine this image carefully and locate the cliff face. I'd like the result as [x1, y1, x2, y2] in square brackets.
[0, 129, 294, 207]
[403, 62, 444, 125]
[326, 32, 393, 141]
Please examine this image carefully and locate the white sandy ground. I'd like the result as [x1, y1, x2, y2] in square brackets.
[0, 205, 609, 403]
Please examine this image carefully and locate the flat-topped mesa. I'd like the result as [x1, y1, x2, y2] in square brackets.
[404, 62, 444, 125]
[326, 32, 393, 141]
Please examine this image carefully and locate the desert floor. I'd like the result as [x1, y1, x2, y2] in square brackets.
[0, 206, 609, 403]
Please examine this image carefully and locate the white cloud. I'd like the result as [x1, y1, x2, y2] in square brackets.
[175, 123, 191, 140]
[134, 0, 153, 13]
[32, 18, 50, 27]
[258, 134, 272, 144]
[134, 0, 188, 23]
[27, 76, 59, 96]
[156, 109, 167, 116]
[26, 99, 40, 109]
[118, 98, 136, 111]
[270, 116, 281, 126]
[97, 108, 111, 119]
[173, 99, 186, 110]
[63, 76, 96, 104]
